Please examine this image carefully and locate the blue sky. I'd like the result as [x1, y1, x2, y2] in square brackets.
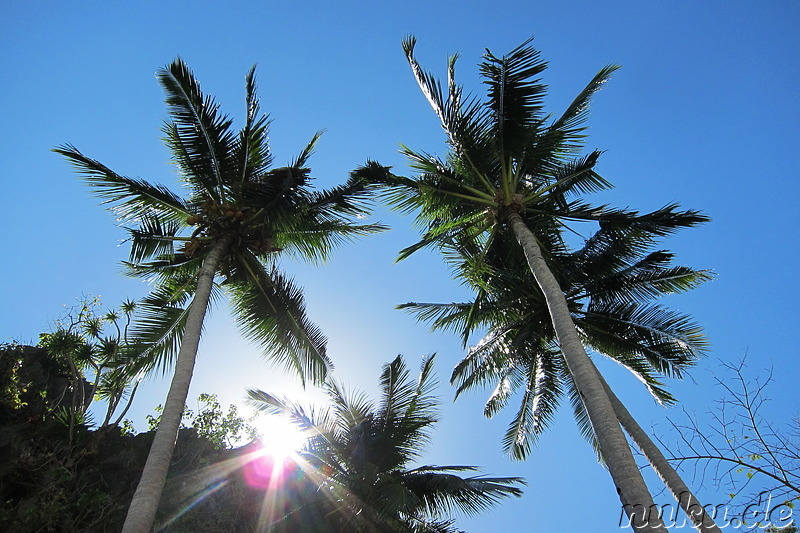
[2, 2, 799, 531]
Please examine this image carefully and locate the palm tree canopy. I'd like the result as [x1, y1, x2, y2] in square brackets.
[55, 59, 386, 384]
[359, 36, 707, 269]
[248, 354, 525, 532]
[401, 225, 712, 459]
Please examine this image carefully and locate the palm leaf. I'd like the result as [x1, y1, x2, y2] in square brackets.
[125, 213, 181, 264]
[227, 251, 331, 385]
[586, 252, 714, 305]
[401, 467, 525, 517]
[403, 36, 494, 176]
[546, 64, 620, 156]
[54, 144, 189, 223]
[125, 276, 200, 375]
[158, 58, 236, 201]
[272, 216, 387, 264]
[233, 65, 273, 190]
[484, 360, 525, 418]
[480, 36, 548, 157]
[502, 347, 564, 460]
[562, 367, 604, 463]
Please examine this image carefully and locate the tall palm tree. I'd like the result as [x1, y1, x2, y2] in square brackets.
[55, 59, 384, 533]
[248, 354, 525, 532]
[402, 224, 721, 532]
[363, 36, 710, 531]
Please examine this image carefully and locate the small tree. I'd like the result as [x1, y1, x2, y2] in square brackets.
[146, 393, 259, 450]
[38, 297, 143, 441]
[248, 354, 525, 532]
[658, 359, 798, 529]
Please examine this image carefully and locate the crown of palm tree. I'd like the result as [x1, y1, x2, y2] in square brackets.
[55, 59, 386, 382]
[362, 36, 706, 267]
[248, 354, 524, 532]
[401, 225, 712, 459]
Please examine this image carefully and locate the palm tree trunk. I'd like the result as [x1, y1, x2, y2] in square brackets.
[111, 379, 141, 427]
[593, 367, 722, 533]
[122, 236, 231, 533]
[507, 211, 668, 533]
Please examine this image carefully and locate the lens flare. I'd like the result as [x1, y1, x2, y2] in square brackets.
[242, 447, 300, 490]
[154, 417, 315, 531]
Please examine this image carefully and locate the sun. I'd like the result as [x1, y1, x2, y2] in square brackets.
[253, 414, 307, 461]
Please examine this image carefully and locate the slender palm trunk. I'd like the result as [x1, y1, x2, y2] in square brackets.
[507, 212, 668, 533]
[122, 236, 231, 533]
[101, 391, 119, 427]
[592, 367, 722, 533]
[111, 380, 141, 427]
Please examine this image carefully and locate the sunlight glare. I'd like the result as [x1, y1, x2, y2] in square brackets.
[254, 414, 306, 461]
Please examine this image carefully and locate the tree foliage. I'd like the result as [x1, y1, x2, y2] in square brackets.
[248, 354, 525, 532]
[658, 359, 799, 527]
[146, 393, 259, 450]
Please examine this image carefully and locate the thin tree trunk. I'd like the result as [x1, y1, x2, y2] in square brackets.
[101, 390, 119, 428]
[122, 236, 231, 533]
[592, 366, 722, 533]
[111, 380, 141, 427]
[507, 211, 668, 533]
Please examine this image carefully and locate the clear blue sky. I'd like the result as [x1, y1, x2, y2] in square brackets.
[2, 2, 798, 531]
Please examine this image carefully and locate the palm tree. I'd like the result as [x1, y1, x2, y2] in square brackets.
[248, 354, 525, 532]
[363, 36, 710, 531]
[402, 224, 721, 532]
[55, 59, 384, 533]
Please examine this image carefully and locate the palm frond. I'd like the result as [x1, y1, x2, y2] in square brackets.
[125, 213, 181, 264]
[247, 389, 326, 437]
[248, 354, 523, 529]
[290, 130, 323, 169]
[502, 348, 564, 460]
[405, 354, 439, 424]
[403, 36, 448, 133]
[375, 355, 439, 465]
[483, 361, 525, 417]
[582, 301, 708, 377]
[398, 301, 479, 340]
[352, 161, 427, 216]
[597, 203, 711, 236]
[272, 217, 387, 264]
[54, 144, 189, 223]
[324, 378, 376, 438]
[539, 150, 611, 202]
[125, 277, 198, 375]
[401, 468, 525, 518]
[158, 58, 236, 201]
[228, 252, 331, 386]
[403, 36, 494, 176]
[306, 163, 383, 217]
[120, 253, 202, 284]
[234, 65, 273, 190]
[480, 36, 548, 157]
[562, 367, 604, 463]
[396, 211, 487, 262]
[547, 64, 619, 154]
[586, 252, 714, 305]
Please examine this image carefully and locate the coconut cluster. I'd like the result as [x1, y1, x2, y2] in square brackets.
[487, 191, 526, 225]
[180, 197, 281, 258]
